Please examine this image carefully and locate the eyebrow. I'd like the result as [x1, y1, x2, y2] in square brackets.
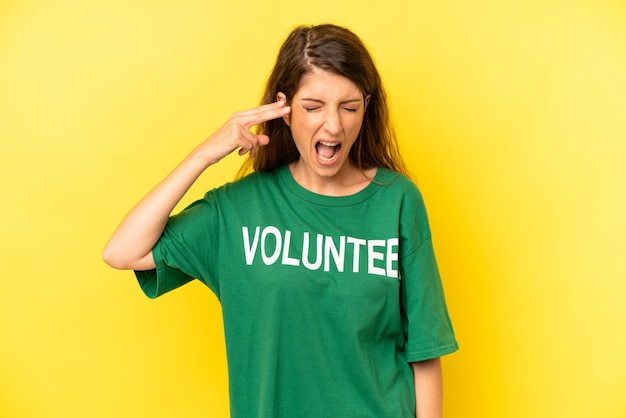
[300, 98, 363, 105]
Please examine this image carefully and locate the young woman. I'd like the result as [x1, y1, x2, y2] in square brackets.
[103, 24, 458, 418]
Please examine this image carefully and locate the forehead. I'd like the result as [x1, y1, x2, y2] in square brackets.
[295, 68, 363, 98]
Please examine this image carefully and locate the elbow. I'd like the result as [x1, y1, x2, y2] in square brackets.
[102, 242, 153, 271]
[102, 244, 128, 270]
[102, 247, 120, 269]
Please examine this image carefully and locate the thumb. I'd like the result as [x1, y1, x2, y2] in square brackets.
[255, 134, 270, 146]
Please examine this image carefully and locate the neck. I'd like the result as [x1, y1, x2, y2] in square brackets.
[288, 161, 376, 196]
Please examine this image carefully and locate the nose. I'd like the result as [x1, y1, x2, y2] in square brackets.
[323, 109, 342, 136]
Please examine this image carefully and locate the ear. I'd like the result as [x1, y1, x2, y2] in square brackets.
[364, 94, 371, 110]
[277, 92, 290, 126]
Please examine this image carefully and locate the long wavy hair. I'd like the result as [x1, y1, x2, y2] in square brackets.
[238, 24, 408, 178]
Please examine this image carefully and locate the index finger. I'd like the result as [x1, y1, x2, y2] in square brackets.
[236, 101, 291, 129]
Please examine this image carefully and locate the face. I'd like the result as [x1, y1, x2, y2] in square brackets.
[279, 68, 370, 185]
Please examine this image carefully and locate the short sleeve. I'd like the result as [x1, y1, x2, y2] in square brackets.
[133, 192, 221, 299]
[399, 184, 458, 362]
[134, 244, 195, 299]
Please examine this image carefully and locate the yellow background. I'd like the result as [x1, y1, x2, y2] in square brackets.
[2, 0, 625, 417]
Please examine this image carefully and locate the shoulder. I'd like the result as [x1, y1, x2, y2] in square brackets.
[214, 168, 280, 194]
[200, 168, 284, 208]
[376, 168, 424, 202]
[172, 169, 282, 222]
[375, 169, 432, 230]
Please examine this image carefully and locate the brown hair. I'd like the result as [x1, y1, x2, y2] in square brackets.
[238, 24, 408, 177]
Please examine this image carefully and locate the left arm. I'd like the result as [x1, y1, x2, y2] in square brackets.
[411, 357, 443, 418]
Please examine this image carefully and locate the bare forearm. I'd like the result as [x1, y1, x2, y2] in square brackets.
[102, 152, 210, 270]
[412, 357, 443, 418]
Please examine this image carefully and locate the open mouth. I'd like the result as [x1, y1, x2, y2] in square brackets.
[315, 141, 341, 162]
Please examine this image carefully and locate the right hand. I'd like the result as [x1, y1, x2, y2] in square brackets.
[193, 100, 291, 166]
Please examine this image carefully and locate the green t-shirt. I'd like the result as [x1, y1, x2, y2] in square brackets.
[135, 165, 458, 418]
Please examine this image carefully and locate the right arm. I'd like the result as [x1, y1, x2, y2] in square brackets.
[102, 101, 291, 271]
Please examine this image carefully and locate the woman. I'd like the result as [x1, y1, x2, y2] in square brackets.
[103, 24, 458, 418]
